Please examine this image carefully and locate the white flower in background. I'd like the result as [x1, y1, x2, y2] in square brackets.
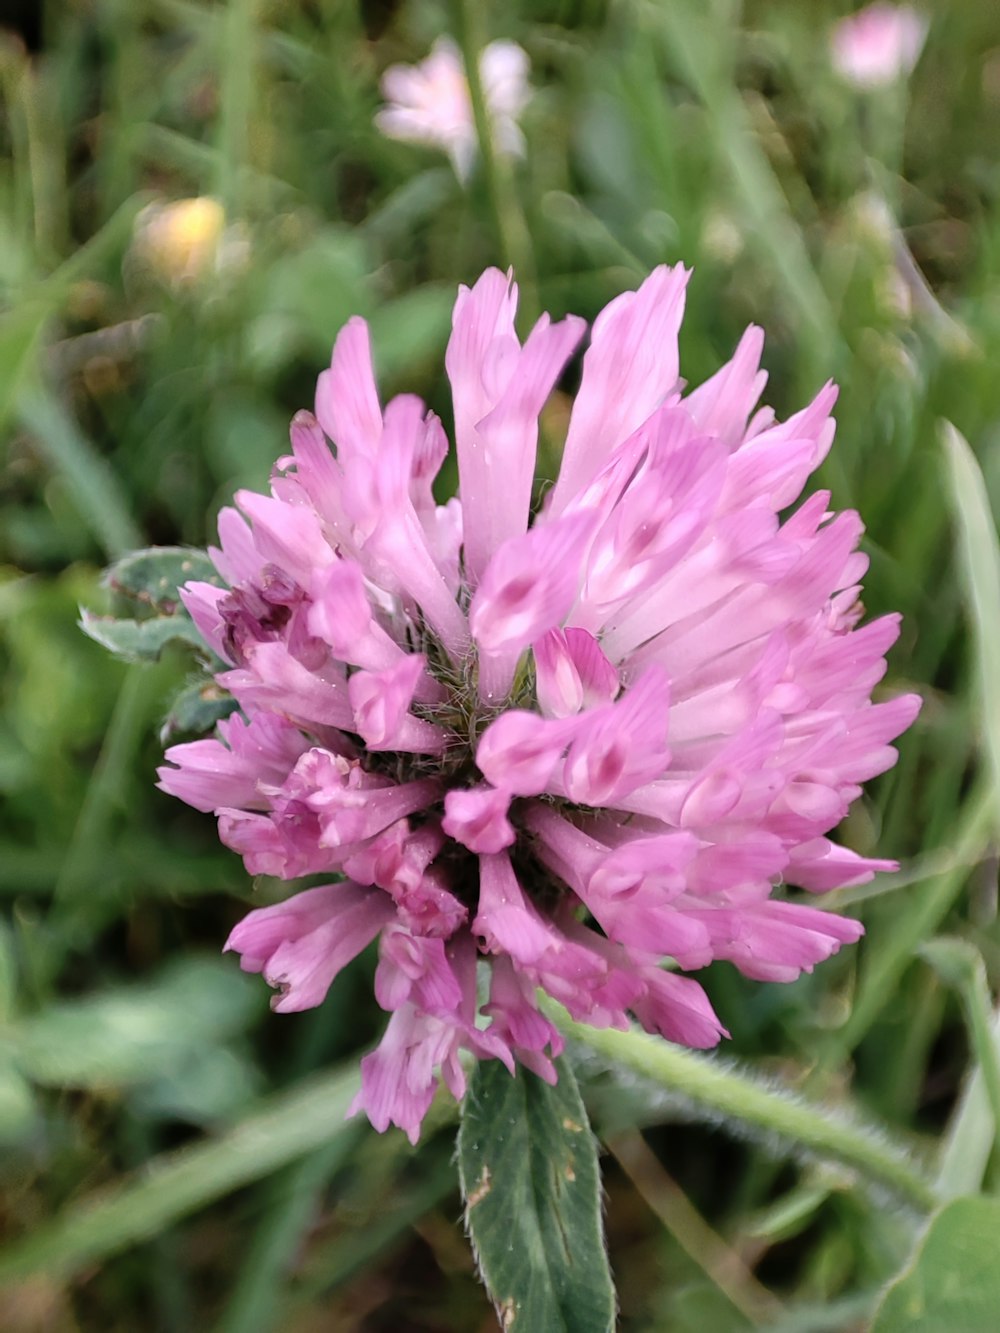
[375, 37, 530, 181]
[830, 4, 928, 88]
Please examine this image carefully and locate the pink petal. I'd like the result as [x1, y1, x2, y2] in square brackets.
[442, 785, 516, 854]
[549, 264, 691, 510]
[315, 318, 382, 462]
[534, 626, 619, 718]
[469, 512, 592, 660]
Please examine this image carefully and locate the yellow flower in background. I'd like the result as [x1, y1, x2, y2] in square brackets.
[132, 197, 229, 286]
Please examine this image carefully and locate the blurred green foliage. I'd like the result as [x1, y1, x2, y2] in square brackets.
[3, 0, 1000, 1329]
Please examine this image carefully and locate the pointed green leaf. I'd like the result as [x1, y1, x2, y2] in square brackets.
[871, 1198, 1000, 1332]
[457, 1056, 616, 1333]
[79, 607, 206, 662]
[106, 545, 220, 614]
[10, 957, 260, 1090]
[160, 678, 238, 741]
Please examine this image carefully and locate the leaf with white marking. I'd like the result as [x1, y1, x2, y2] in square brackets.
[457, 1056, 616, 1332]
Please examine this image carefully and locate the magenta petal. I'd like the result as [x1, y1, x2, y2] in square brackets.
[442, 785, 516, 853]
[226, 882, 393, 1012]
[550, 264, 691, 509]
[315, 317, 382, 461]
[469, 512, 593, 658]
[476, 711, 577, 796]
[632, 969, 728, 1047]
[562, 666, 671, 806]
[534, 627, 619, 718]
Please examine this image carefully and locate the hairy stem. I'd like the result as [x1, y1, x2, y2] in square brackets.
[453, 0, 538, 325]
[554, 1007, 939, 1212]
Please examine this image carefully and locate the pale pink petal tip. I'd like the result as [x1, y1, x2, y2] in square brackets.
[831, 3, 928, 88]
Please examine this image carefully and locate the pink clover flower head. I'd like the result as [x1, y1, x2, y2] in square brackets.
[375, 36, 529, 181]
[830, 3, 928, 88]
[159, 264, 920, 1142]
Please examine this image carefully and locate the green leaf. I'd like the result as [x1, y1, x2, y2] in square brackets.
[81, 543, 224, 663]
[129, 1046, 261, 1127]
[80, 547, 222, 663]
[871, 1197, 1000, 1332]
[106, 545, 220, 614]
[79, 607, 206, 662]
[368, 285, 457, 383]
[160, 677, 238, 741]
[457, 1056, 616, 1333]
[9, 956, 260, 1090]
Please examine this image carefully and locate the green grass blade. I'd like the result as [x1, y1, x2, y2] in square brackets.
[941, 420, 1000, 829]
[920, 938, 1000, 1173]
[214, 1129, 365, 1333]
[936, 1007, 1000, 1200]
[0, 1066, 359, 1284]
[833, 783, 994, 1057]
[650, 0, 839, 369]
[17, 388, 142, 559]
[216, 0, 259, 215]
[287, 1160, 458, 1307]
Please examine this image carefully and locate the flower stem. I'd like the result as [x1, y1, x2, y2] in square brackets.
[552, 1006, 939, 1212]
[610, 1130, 786, 1326]
[453, 0, 538, 326]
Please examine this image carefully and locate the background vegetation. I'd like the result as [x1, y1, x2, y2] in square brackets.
[2, 0, 1000, 1328]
